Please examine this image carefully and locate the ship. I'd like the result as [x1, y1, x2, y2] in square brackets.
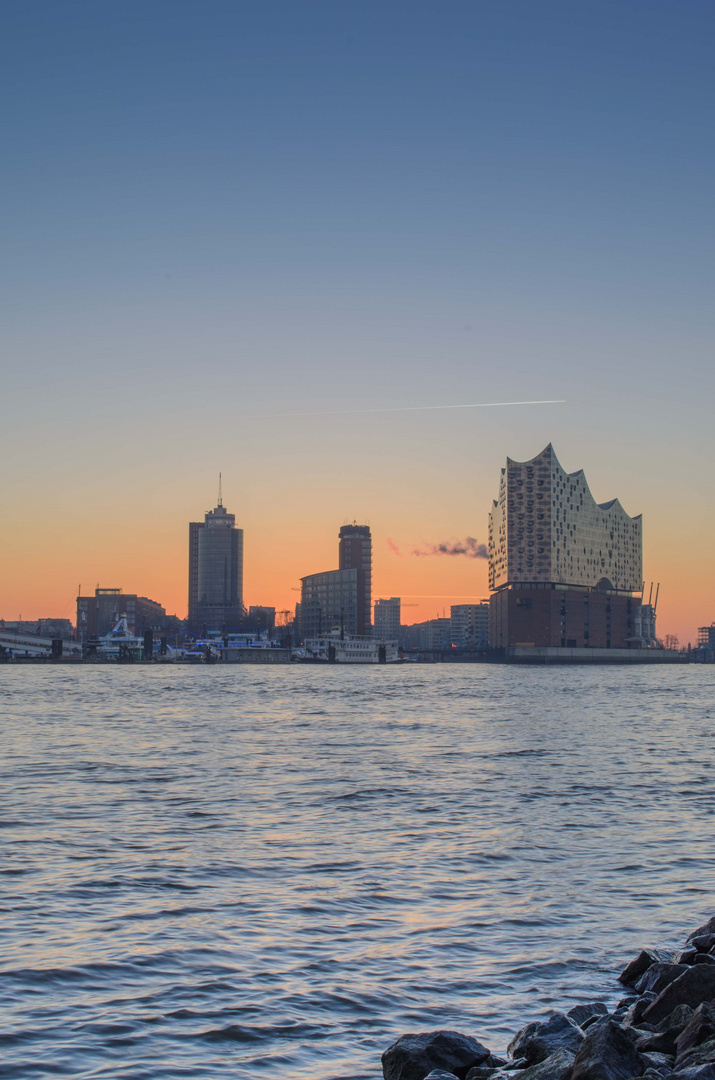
[297, 631, 400, 664]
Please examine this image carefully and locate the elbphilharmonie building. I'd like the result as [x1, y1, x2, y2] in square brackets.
[488, 445, 644, 649]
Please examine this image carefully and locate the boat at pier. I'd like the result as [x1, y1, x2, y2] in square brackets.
[298, 631, 400, 664]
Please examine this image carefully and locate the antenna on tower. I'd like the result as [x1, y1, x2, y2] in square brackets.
[218, 472, 223, 507]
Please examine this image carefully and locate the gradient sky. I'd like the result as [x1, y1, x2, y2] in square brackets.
[1, 0, 713, 643]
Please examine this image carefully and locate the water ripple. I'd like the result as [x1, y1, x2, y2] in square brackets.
[1, 665, 714, 1079]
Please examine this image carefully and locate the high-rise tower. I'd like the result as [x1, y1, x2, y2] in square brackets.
[338, 523, 371, 635]
[188, 481, 244, 632]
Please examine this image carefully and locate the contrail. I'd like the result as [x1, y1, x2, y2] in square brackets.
[251, 399, 565, 419]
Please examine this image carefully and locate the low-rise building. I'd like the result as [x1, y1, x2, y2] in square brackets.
[450, 603, 490, 648]
[400, 618, 451, 651]
[76, 588, 168, 643]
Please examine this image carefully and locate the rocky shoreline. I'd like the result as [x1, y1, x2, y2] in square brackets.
[381, 917, 715, 1080]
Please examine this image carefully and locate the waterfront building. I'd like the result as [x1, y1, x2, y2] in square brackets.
[0, 618, 75, 640]
[188, 489, 244, 633]
[76, 588, 166, 643]
[399, 618, 451, 651]
[450, 603, 490, 648]
[488, 445, 644, 649]
[298, 523, 372, 641]
[339, 523, 372, 635]
[248, 606, 276, 634]
[373, 597, 401, 641]
[300, 568, 359, 640]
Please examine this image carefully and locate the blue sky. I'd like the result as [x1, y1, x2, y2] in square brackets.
[1, 0, 713, 635]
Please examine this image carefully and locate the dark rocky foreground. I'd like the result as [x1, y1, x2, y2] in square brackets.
[381, 917, 715, 1080]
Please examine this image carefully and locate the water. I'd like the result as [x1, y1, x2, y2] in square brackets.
[2, 664, 715, 1079]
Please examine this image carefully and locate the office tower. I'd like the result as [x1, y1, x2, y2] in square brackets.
[338, 523, 371, 635]
[188, 486, 244, 632]
[373, 597, 400, 641]
[488, 445, 643, 648]
[300, 568, 359, 640]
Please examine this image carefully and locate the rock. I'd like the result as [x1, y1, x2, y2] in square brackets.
[674, 950, 701, 966]
[507, 1048, 576, 1080]
[620, 950, 673, 987]
[561, 1018, 646, 1080]
[624, 993, 658, 1027]
[464, 1057, 509, 1079]
[508, 1013, 584, 1066]
[674, 1065, 715, 1080]
[643, 967, 715, 1025]
[639, 1051, 674, 1074]
[636, 1026, 682, 1056]
[688, 919, 715, 944]
[424, 1073, 461, 1080]
[566, 1004, 608, 1028]
[676, 1038, 715, 1072]
[691, 936, 715, 953]
[654, 1004, 694, 1032]
[382, 1031, 492, 1080]
[635, 964, 689, 996]
[694, 955, 715, 967]
[675, 1004, 715, 1067]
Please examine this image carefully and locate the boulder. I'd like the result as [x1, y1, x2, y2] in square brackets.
[424, 1073, 461, 1080]
[691, 936, 715, 953]
[463, 1056, 508, 1079]
[654, 1004, 694, 1033]
[676, 1038, 715, 1072]
[694, 956, 715, 967]
[674, 1065, 715, 1080]
[561, 1019, 646, 1080]
[643, 968, 715, 1025]
[382, 1031, 491, 1080]
[639, 1050, 674, 1074]
[507, 1048, 576, 1080]
[674, 950, 701, 966]
[566, 1004, 608, 1028]
[624, 993, 658, 1027]
[620, 950, 673, 987]
[675, 1005, 715, 1067]
[635, 964, 689, 996]
[508, 1013, 584, 1066]
[688, 920, 715, 944]
[636, 1025, 682, 1056]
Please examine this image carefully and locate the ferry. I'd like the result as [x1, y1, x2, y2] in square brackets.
[298, 631, 400, 664]
[94, 617, 144, 660]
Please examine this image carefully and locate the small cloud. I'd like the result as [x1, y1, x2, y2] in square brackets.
[386, 538, 404, 558]
[412, 537, 488, 560]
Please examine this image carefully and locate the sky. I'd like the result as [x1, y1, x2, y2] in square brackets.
[1, 0, 713, 643]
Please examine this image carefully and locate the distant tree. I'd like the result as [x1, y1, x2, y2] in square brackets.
[664, 633, 680, 651]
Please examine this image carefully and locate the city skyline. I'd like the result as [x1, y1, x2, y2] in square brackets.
[1, 1, 713, 645]
[0, 434, 705, 645]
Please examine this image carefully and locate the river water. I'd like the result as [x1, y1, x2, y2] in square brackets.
[2, 664, 715, 1079]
